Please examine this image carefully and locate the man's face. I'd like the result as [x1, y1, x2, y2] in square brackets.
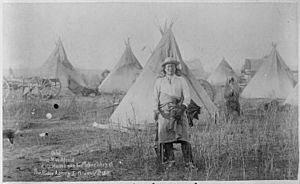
[164, 63, 176, 76]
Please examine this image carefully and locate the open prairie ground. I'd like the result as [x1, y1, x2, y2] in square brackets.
[2, 94, 298, 181]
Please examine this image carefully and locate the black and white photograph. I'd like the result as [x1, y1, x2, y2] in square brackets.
[1, 0, 299, 182]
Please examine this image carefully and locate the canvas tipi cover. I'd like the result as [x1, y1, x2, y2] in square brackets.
[241, 45, 295, 99]
[185, 58, 207, 80]
[207, 58, 238, 86]
[37, 39, 87, 94]
[284, 84, 298, 106]
[98, 40, 143, 94]
[110, 26, 218, 130]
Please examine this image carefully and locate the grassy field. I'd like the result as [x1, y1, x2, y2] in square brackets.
[2, 94, 299, 181]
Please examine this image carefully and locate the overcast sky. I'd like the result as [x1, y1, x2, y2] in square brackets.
[2, 2, 298, 72]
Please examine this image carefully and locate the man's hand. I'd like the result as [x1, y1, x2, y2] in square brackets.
[154, 110, 159, 121]
[172, 104, 187, 119]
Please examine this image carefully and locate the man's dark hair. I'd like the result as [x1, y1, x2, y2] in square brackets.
[158, 65, 182, 78]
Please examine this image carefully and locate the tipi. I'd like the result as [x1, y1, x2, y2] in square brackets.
[185, 58, 207, 80]
[284, 84, 298, 106]
[207, 58, 238, 86]
[241, 44, 295, 99]
[37, 39, 87, 95]
[110, 25, 218, 130]
[98, 39, 143, 94]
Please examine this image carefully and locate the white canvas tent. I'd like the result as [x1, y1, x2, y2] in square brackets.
[98, 40, 143, 94]
[185, 58, 208, 80]
[284, 84, 298, 106]
[207, 58, 238, 86]
[241, 44, 295, 99]
[36, 39, 87, 95]
[110, 25, 218, 130]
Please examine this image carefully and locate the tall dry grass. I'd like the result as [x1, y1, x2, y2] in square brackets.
[104, 100, 298, 180]
[188, 102, 298, 180]
[3, 93, 298, 180]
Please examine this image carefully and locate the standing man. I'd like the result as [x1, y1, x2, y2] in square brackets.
[153, 57, 194, 168]
[224, 76, 241, 123]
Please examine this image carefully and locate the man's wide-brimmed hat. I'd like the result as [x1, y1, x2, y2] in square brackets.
[162, 57, 180, 67]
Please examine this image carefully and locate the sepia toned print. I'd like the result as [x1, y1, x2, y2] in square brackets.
[2, 1, 298, 182]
